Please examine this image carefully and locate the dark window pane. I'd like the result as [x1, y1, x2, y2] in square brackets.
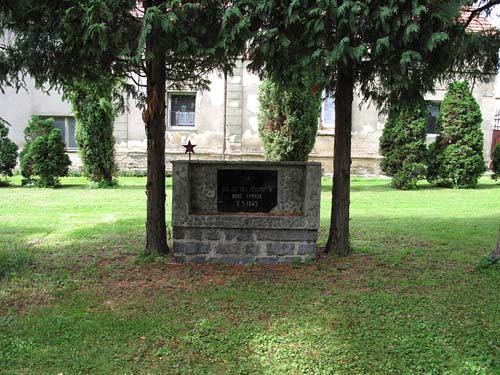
[170, 94, 196, 127]
[53, 117, 66, 145]
[67, 118, 77, 148]
[426, 102, 440, 134]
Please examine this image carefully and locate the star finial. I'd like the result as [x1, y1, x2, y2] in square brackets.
[183, 140, 196, 160]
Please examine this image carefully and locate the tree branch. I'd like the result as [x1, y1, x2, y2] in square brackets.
[464, 0, 500, 29]
[126, 72, 147, 88]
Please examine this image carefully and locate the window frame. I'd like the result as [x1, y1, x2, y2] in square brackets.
[167, 91, 197, 131]
[39, 115, 77, 150]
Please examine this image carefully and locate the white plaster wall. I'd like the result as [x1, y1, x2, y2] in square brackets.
[241, 62, 262, 154]
[350, 94, 382, 159]
[0, 80, 72, 147]
[237, 68, 384, 162]
[2, 69, 496, 173]
[125, 71, 226, 158]
[0, 79, 84, 167]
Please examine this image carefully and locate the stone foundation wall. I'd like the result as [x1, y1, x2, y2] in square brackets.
[172, 161, 322, 264]
[173, 227, 317, 264]
[115, 150, 382, 176]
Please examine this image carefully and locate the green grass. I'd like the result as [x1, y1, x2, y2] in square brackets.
[1, 176, 499, 374]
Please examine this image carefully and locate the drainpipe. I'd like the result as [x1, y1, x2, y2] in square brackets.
[222, 72, 227, 160]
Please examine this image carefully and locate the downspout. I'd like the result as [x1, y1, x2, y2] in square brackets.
[222, 71, 227, 160]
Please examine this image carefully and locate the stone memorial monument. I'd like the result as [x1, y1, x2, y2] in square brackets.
[172, 160, 321, 264]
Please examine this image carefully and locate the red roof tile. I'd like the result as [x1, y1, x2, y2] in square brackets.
[460, 7, 496, 33]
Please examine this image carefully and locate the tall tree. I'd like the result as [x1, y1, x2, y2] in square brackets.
[258, 77, 321, 161]
[427, 81, 485, 188]
[380, 100, 427, 190]
[247, 0, 500, 255]
[68, 80, 118, 187]
[0, 0, 251, 255]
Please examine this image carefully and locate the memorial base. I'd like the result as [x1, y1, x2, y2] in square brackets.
[173, 227, 317, 264]
[172, 161, 322, 264]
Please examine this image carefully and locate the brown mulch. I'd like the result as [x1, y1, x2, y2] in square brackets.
[87, 251, 376, 301]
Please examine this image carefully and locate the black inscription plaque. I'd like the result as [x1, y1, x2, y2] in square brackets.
[217, 169, 278, 213]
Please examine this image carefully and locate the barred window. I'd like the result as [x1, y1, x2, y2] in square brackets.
[169, 93, 196, 128]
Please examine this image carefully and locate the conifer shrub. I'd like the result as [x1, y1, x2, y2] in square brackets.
[379, 102, 427, 189]
[427, 81, 485, 188]
[0, 120, 18, 185]
[19, 116, 71, 187]
[69, 83, 117, 186]
[258, 78, 321, 161]
[492, 143, 500, 180]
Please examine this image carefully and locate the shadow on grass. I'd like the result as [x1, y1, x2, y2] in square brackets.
[2, 210, 500, 373]
[0, 248, 33, 280]
[67, 218, 145, 240]
[3, 246, 499, 374]
[0, 223, 46, 278]
[0, 220, 146, 280]
[3, 210, 499, 277]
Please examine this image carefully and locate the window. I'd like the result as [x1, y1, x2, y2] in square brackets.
[320, 95, 335, 131]
[40, 116, 77, 149]
[168, 93, 196, 128]
[425, 101, 441, 135]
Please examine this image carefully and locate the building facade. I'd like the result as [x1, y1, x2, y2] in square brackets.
[1, 61, 498, 175]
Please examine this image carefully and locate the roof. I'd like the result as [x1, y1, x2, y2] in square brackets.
[460, 7, 497, 33]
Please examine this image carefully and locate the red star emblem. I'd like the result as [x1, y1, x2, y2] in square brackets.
[183, 140, 196, 154]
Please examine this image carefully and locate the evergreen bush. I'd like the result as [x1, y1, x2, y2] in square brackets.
[492, 143, 500, 180]
[0, 120, 18, 184]
[69, 83, 117, 186]
[19, 116, 71, 187]
[426, 81, 485, 188]
[258, 78, 321, 161]
[380, 102, 427, 189]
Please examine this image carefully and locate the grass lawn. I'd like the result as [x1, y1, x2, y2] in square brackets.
[1, 176, 499, 374]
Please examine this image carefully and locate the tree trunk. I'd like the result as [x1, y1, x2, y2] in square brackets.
[325, 67, 354, 256]
[143, 0, 169, 256]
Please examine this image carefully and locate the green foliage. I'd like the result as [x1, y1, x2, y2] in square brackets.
[0, 0, 253, 100]
[69, 82, 117, 186]
[0, 121, 18, 181]
[258, 78, 321, 161]
[247, 0, 500, 255]
[0, 0, 256, 254]
[391, 163, 427, 191]
[19, 116, 71, 188]
[117, 169, 148, 177]
[427, 81, 485, 188]
[380, 102, 427, 189]
[248, 0, 500, 108]
[477, 254, 500, 270]
[89, 179, 119, 189]
[492, 143, 500, 180]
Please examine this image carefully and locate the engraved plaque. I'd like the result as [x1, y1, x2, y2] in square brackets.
[217, 170, 278, 213]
